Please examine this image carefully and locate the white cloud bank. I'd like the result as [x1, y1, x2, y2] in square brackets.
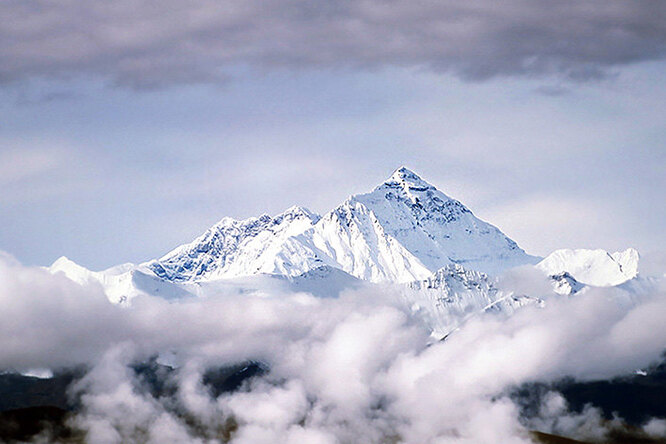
[1, 252, 665, 442]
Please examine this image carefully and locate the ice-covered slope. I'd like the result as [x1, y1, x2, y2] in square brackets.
[148, 167, 537, 284]
[50, 256, 362, 303]
[305, 167, 538, 282]
[287, 265, 364, 298]
[403, 264, 543, 337]
[49, 257, 191, 304]
[549, 272, 586, 295]
[149, 206, 323, 281]
[537, 248, 639, 287]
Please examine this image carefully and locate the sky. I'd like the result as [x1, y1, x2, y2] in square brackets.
[1, 1, 665, 269]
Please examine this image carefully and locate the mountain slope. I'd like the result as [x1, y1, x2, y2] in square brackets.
[537, 248, 639, 287]
[149, 206, 323, 281]
[549, 272, 586, 295]
[305, 167, 538, 282]
[403, 264, 543, 337]
[148, 167, 538, 284]
[49, 257, 191, 304]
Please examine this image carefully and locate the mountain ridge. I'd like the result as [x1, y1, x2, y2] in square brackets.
[537, 248, 639, 287]
[43, 167, 650, 341]
[147, 167, 538, 284]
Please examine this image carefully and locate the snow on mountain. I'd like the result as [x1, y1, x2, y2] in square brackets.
[287, 265, 364, 298]
[148, 167, 538, 284]
[537, 248, 639, 287]
[408, 263, 498, 294]
[43, 167, 659, 342]
[306, 167, 538, 282]
[49, 256, 136, 303]
[49, 256, 98, 287]
[49, 256, 191, 304]
[403, 264, 543, 338]
[549, 272, 586, 295]
[149, 206, 323, 281]
[175, 266, 364, 300]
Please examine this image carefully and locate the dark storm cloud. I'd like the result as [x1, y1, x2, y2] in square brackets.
[2, 0, 666, 88]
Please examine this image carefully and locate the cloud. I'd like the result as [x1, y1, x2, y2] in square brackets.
[0, 253, 128, 369]
[527, 391, 623, 441]
[2, 253, 666, 442]
[1, 0, 665, 88]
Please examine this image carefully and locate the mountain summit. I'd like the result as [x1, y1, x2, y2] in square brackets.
[303, 167, 538, 281]
[148, 167, 538, 283]
[385, 166, 434, 190]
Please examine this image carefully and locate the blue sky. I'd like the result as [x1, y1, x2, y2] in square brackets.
[1, 2, 665, 269]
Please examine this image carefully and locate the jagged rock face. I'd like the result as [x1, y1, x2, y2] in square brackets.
[550, 272, 586, 295]
[403, 264, 543, 337]
[149, 206, 322, 281]
[408, 264, 496, 293]
[147, 167, 537, 284]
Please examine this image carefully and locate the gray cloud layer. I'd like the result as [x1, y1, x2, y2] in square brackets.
[2, 0, 666, 88]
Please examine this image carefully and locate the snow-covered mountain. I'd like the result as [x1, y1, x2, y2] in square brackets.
[302, 167, 538, 282]
[149, 206, 322, 282]
[45, 167, 653, 338]
[148, 167, 538, 284]
[49, 256, 190, 304]
[537, 248, 639, 287]
[404, 264, 543, 337]
[549, 272, 586, 295]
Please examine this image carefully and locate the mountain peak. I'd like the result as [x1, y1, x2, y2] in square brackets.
[281, 205, 319, 220]
[51, 255, 76, 268]
[147, 166, 536, 283]
[385, 166, 432, 190]
[369, 167, 454, 208]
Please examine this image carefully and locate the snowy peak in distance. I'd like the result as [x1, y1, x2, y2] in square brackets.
[372, 166, 453, 206]
[537, 248, 639, 287]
